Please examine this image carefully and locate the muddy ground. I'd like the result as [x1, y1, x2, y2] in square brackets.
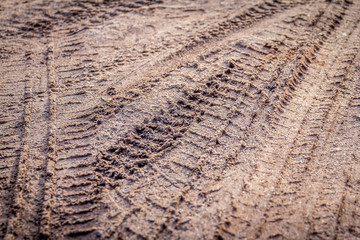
[0, 0, 360, 239]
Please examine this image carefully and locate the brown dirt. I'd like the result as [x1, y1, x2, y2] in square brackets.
[1, 0, 360, 239]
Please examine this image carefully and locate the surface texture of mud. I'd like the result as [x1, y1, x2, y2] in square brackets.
[1, 0, 360, 239]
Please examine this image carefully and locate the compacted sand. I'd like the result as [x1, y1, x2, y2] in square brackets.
[0, 0, 360, 239]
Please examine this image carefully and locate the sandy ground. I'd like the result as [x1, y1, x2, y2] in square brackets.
[0, 0, 360, 239]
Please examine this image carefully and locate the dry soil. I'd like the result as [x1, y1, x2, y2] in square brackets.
[0, 0, 360, 239]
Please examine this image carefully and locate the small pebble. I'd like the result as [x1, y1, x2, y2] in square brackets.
[96, 232, 101, 238]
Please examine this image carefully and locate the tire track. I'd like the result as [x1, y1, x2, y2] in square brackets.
[119, 0, 312, 90]
[212, 1, 359, 239]
[39, 1, 313, 238]
[0, 0, 161, 236]
[164, 2, 353, 239]
[4, 40, 54, 239]
[40, 41, 59, 239]
[70, 0, 311, 100]
[330, 24, 360, 240]
[41, 35, 103, 239]
[256, 12, 360, 239]
[94, 1, 349, 238]
[1, 0, 360, 239]
[0, 45, 27, 238]
[0, 0, 162, 39]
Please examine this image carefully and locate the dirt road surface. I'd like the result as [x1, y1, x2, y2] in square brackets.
[1, 0, 360, 239]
